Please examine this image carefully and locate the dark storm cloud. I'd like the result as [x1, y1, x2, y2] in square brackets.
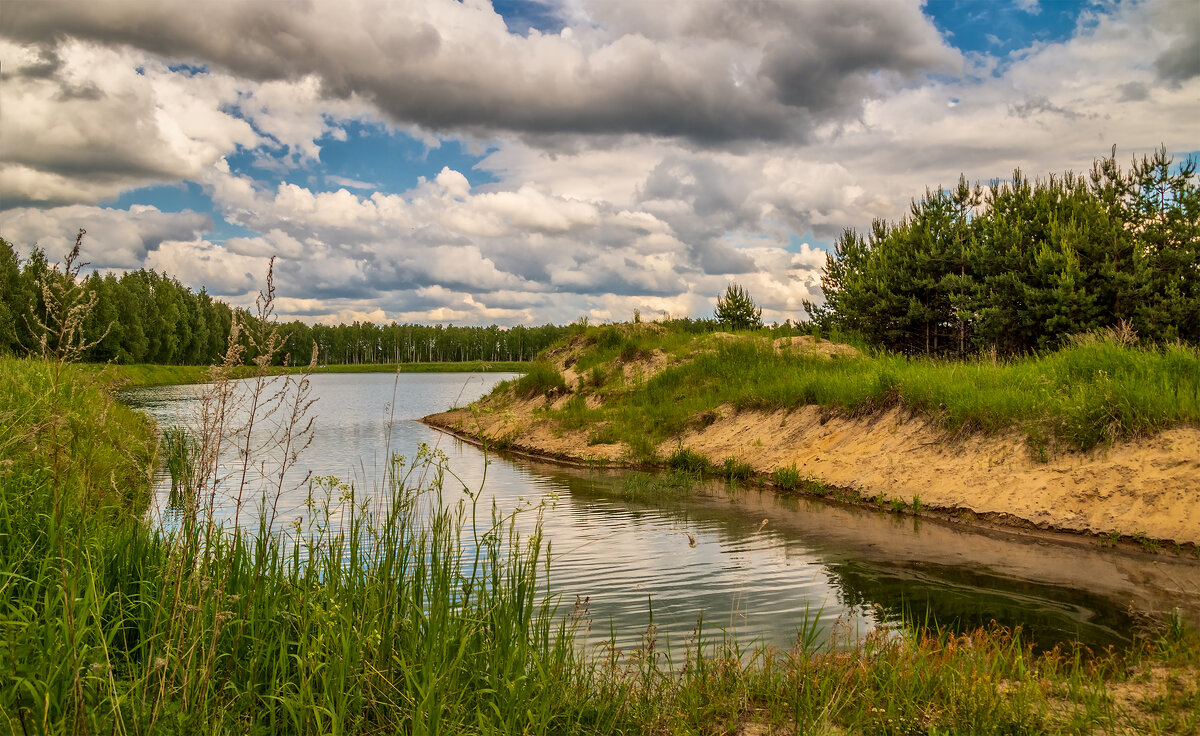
[1116, 81, 1150, 102]
[1008, 95, 1082, 120]
[1150, 0, 1200, 82]
[1, 0, 960, 144]
[756, 1, 957, 111]
[8, 44, 63, 79]
[1155, 29, 1200, 82]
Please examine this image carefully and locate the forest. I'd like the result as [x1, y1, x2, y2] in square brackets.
[0, 237, 570, 366]
[807, 147, 1200, 355]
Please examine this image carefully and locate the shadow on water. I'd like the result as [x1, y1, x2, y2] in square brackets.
[516, 457, 1200, 653]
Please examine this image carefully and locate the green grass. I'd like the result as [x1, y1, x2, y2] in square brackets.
[0, 356, 157, 519]
[537, 326, 1200, 459]
[773, 463, 803, 491]
[90, 360, 531, 389]
[3, 355, 1200, 734]
[514, 360, 567, 399]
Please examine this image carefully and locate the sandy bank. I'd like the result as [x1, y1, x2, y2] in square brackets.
[424, 398, 1200, 545]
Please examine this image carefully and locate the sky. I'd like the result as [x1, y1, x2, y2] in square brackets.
[1, 0, 1197, 327]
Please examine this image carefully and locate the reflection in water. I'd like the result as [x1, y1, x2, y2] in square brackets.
[122, 372, 1200, 653]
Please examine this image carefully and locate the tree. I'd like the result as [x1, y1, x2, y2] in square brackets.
[715, 283, 763, 330]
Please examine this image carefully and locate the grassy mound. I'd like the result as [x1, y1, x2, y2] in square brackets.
[499, 324, 1200, 462]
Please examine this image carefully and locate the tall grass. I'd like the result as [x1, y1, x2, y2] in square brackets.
[4, 360, 1200, 733]
[5, 267, 1199, 732]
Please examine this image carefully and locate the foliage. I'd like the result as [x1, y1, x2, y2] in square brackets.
[667, 445, 712, 473]
[3, 269, 1200, 733]
[715, 282, 764, 330]
[4, 360, 1200, 733]
[0, 235, 570, 367]
[773, 463, 802, 491]
[808, 147, 1200, 355]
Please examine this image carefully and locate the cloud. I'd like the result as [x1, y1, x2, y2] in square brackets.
[0, 205, 212, 268]
[325, 175, 379, 190]
[1, 0, 1197, 327]
[1153, 0, 1200, 82]
[0, 38, 259, 206]
[1013, 0, 1041, 15]
[0, 0, 961, 144]
[144, 239, 267, 296]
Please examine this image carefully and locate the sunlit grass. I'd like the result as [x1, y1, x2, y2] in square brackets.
[537, 327, 1200, 461]
[2, 355, 1199, 734]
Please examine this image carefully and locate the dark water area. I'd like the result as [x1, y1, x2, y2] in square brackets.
[122, 372, 1200, 653]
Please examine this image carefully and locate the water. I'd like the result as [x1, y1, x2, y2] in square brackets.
[123, 371, 1200, 653]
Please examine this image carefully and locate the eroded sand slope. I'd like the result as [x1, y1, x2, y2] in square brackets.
[425, 334, 1200, 544]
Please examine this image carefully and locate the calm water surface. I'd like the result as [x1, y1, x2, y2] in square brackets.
[123, 372, 1200, 652]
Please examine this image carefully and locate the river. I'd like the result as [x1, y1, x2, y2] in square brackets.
[122, 370, 1200, 653]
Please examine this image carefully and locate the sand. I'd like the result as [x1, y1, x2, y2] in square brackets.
[424, 333, 1200, 545]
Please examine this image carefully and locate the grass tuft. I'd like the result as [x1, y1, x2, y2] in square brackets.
[514, 361, 568, 399]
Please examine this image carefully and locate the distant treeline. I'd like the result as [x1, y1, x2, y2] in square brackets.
[807, 148, 1200, 355]
[1, 243, 234, 365]
[0, 238, 570, 365]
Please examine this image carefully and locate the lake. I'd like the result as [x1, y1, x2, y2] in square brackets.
[123, 371, 1200, 653]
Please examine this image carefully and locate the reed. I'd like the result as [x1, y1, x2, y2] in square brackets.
[4, 357, 1200, 733]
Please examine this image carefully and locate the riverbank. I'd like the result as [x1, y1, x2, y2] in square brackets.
[5, 353, 1200, 733]
[423, 324, 1200, 546]
[83, 359, 530, 388]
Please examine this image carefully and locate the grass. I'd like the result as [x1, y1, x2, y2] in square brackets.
[534, 325, 1200, 460]
[0, 356, 156, 520]
[514, 360, 568, 399]
[3, 353, 1200, 734]
[772, 463, 803, 491]
[88, 360, 530, 389]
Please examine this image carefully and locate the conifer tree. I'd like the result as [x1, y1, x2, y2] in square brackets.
[715, 283, 763, 330]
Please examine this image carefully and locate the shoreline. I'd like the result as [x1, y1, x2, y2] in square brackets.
[91, 360, 530, 388]
[422, 404, 1200, 553]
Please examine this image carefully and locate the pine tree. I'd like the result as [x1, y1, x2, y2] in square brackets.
[715, 283, 763, 330]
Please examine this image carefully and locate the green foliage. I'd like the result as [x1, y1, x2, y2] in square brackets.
[667, 445, 711, 474]
[0, 235, 570, 368]
[3, 356, 1200, 734]
[620, 469, 699, 502]
[715, 282, 764, 330]
[0, 357, 157, 521]
[162, 426, 195, 493]
[810, 148, 1200, 355]
[773, 464, 802, 491]
[514, 361, 567, 398]
[721, 456, 755, 481]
